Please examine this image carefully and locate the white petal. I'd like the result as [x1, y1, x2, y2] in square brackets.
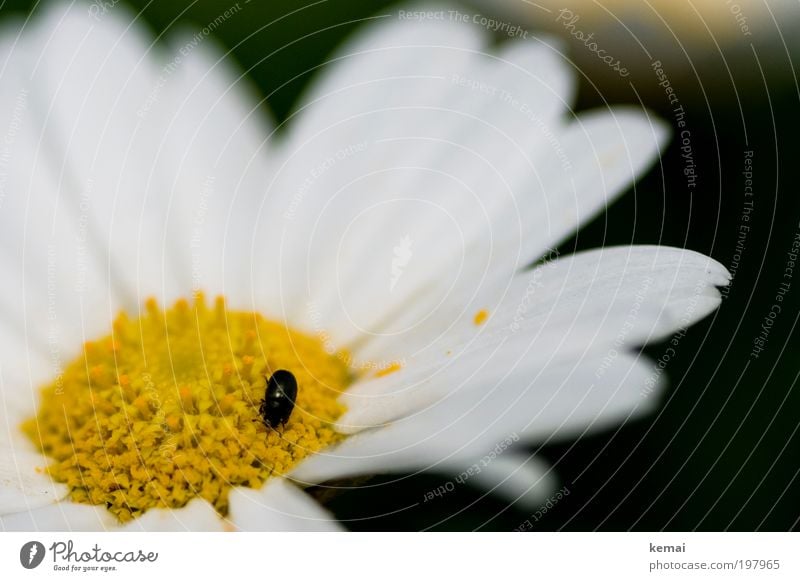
[23, 3, 278, 311]
[503, 245, 730, 329]
[256, 16, 577, 345]
[1, 501, 117, 531]
[271, 63, 665, 356]
[517, 108, 670, 261]
[448, 453, 557, 510]
[340, 303, 669, 432]
[357, 244, 728, 362]
[345, 246, 728, 428]
[306, 38, 576, 346]
[24, 2, 181, 307]
[228, 479, 343, 531]
[255, 12, 486, 323]
[119, 498, 225, 532]
[0, 327, 51, 403]
[285, 12, 487, 155]
[0, 13, 121, 361]
[0, 446, 67, 515]
[158, 30, 276, 306]
[292, 353, 663, 484]
[0, 374, 38, 452]
[346, 110, 668, 361]
[0, 374, 74, 521]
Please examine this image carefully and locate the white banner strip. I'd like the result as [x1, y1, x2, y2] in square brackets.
[1, 532, 797, 580]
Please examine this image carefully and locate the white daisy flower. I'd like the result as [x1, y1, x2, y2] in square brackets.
[0, 2, 729, 532]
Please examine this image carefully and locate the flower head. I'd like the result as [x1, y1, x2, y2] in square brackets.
[0, 2, 728, 531]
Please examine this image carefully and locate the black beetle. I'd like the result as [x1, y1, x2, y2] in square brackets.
[259, 370, 298, 429]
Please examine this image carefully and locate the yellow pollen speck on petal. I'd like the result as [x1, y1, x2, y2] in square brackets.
[473, 309, 489, 326]
[375, 361, 402, 378]
[22, 294, 352, 523]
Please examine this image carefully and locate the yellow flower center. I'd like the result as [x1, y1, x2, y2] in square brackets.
[23, 293, 352, 523]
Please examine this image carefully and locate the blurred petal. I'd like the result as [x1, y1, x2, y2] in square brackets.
[229, 479, 343, 531]
[0, 446, 66, 515]
[449, 452, 557, 510]
[292, 353, 663, 484]
[1, 501, 116, 531]
[518, 109, 669, 261]
[119, 498, 224, 532]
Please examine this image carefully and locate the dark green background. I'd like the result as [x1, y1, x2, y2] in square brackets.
[4, 0, 797, 530]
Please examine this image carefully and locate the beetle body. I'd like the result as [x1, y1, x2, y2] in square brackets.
[259, 370, 298, 429]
